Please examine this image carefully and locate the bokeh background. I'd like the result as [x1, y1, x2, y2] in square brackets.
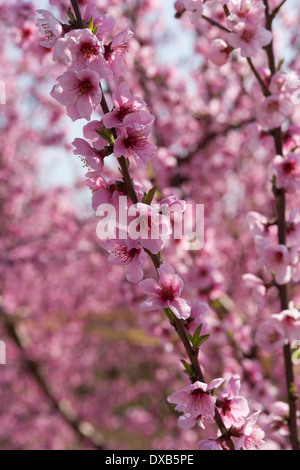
[1, 0, 300, 450]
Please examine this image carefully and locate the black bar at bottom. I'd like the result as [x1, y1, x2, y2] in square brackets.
[99, 451, 201, 465]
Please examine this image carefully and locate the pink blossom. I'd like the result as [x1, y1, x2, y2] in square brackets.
[51, 69, 102, 121]
[282, 126, 300, 152]
[53, 29, 110, 78]
[235, 412, 265, 450]
[292, 252, 300, 283]
[187, 302, 209, 336]
[82, 120, 110, 150]
[272, 304, 300, 340]
[77, 9, 115, 42]
[258, 241, 291, 286]
[174, 1, 185, 13]
[197, 440, 222, 450]
[245, 211, 268, 236]
[36, 10, 63, 49]
[140, 263, 191, 319]
[125, 202, 171, 254]
[72, 138, 107, 172]
[102, 240, 146, 284]
[271, 153, 300, 193]
[228, 22, 272, 58]
[257, 95, 292, 130]
[114, 127, 157, 168]
[167, 379, 225, 422]
[177, 413, 208, 430]
[267, 401, 290, 436]
[104, 29, 134, 76]
[183, 0, 203, 23]
[195, 260, 223, 293]
[270, 401, 289, 418]
[218, 375, 250, 428]
[242, 274, 266, 307]
[73, 121, 110, 171]
[103, 82, 153, 129]
[93, 14, 115, 41]
[85, 174, 111, 210]
[85, 172, 108, 193]
[286, 210, 300, 248]
[269, 72, 287, 95]
[159, 195, 186, 222]
[255, 318, 286, 353]
[209, 39, 232, 67]
[227, 0, 266, 28]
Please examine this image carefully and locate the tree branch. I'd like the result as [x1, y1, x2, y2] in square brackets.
[70, 0, 85, 28]
[263, 0, 299, 451]
[70, 0, 236, 450]
[99, 79, 235, 452]
[0, 303, 104, 450]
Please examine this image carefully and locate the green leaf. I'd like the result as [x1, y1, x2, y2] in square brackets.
[67, 8, 76, 23]
[187, 333, 194, 344]
[186, 324, 204, 348]
[193, 324, 203, 342]
[142, 186, 158, 205]
[195, 334, 210, 348]
[96, 126, 115, 145]
[180, 360, 194, 377]
[92, 25, 100, 36]
[278, 58, 284, 71]
[87, 16, 94, 30]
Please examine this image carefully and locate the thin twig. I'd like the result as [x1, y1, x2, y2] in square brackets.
[247, 58, 271, 96]
[71, 0, 84, 28]
[0, 304, 104, 450]
[69, 0, 235, 449]
[201, 15, 231, 33]
[263, 0, 299, 451]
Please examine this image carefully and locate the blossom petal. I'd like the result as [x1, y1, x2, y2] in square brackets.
[169, 298, 191, 320]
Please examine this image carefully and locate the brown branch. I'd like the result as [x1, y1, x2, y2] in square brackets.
[263, 0, 299, 451]
[70, 0, 84, 29]
[247, 58, 271, 96]
[70, 0, 235, 450]
[177, 118, 255, 166]
[0, 303, 104, 450]
[201, 15, 231, 33]
[270, 0, 287, 23]
[203, 7, 272, 98]
[100, 90, 235, 448]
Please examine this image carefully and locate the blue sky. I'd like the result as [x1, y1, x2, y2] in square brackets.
[39, 0, 187, 189]
[34, 0, 299, 188]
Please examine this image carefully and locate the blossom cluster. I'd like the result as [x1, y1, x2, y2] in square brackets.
[37, 8, 174, 281]
[36, 0, 264, 450]
[173, 0, 300, 449]
[28, 0, 300, 450]
[177, 0, 295, 132]
[177, 0, 272, 58]
[246, 206, 300, 353]
[244, 141, 300, 353]
[168, 375, 264, 451]
[3, 0, 300, 451]
[37, 2, 205, 326]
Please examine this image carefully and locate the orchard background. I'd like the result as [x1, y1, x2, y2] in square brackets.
[1, 0, 300, 450]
